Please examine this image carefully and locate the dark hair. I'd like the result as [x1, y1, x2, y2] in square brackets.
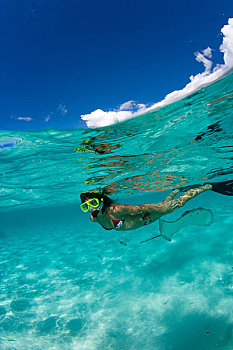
[80, 191, 114, 213]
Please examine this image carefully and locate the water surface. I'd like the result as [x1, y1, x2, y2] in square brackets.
[0, 72, 233, 349]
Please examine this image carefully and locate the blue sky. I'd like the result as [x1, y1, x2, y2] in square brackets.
[1, 0, 232, 130]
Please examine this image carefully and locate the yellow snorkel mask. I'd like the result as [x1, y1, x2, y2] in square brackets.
[80, 198, 103, 213]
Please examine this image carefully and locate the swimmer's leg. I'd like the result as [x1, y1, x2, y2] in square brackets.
[167, 184, 212, 212]
[138, 190, 181, 223]
[130, 185, 211, 225]
[163, 189, 180, 203]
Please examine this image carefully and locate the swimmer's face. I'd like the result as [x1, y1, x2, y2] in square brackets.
[81, 197, 101, 214]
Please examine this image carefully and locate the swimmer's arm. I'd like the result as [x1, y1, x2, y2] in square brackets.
[90, 215, 98, 222]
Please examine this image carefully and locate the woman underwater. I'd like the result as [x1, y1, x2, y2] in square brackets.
[80, 180, 233, 231]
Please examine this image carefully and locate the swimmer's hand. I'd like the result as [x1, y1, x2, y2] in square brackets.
[90, 209, 99, 222]
[92, 209, 99, 218]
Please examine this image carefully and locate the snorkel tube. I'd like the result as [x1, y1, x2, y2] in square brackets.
[92, 199, 104, 218]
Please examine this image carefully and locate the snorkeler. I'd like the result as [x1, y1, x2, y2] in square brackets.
[80, 180, 233, 232]
[74, 136, 121, 154]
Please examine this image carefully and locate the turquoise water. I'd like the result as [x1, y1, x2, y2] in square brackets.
[1, 72, 233, 349]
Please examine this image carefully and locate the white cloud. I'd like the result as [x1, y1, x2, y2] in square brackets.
[119, 100, 135, 110]
[202, 46, 212, 58]
[16, 117, 33, 122]
[119, 100, 146, 111]
[81, 18, 233, 128]
[137, 103, 147, 109]
[81, 101, 147, 128]
[44, 115, 51, 122]
[43, 104, 67, 123]
[220, 18, 233, 68]
[81, 102, 147, 128]
[58, 104, 67, 116]
[195, 52, 212, 72]
[81, 108, 133, 128]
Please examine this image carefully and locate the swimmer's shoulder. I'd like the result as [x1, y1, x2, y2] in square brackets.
[107, 203, 126, 215]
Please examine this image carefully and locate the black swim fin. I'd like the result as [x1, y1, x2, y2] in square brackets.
[208, 180, 233, 196]
[178, 180, 233, 196]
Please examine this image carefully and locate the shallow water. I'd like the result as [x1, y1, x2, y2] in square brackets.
[0, 72, 233, 349]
